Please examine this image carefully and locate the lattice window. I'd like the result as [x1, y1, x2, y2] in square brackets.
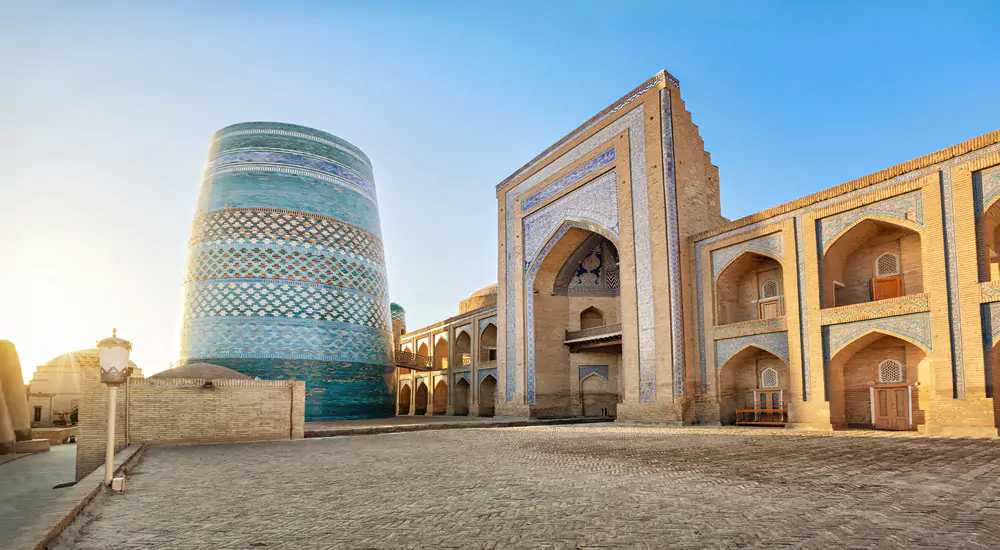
[761, 279, 779, 299]
[877, 359, 905, 383]
[760, 367, 779, 389]
[875, 253, 900, 277]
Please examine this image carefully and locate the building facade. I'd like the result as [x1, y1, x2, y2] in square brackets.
[398, 70, 1000, 436]
[179, 122, 395, 421]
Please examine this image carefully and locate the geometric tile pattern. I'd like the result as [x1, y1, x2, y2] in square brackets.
[818, 190, 924, 250]
[453, 371, 471, 385]
[184, 244, 388, 299]
[714, 332, 790, 369]
[981, 302, 1000, 347]
[973, 165, 1000, 214]
[522, 170, 620, 270]
[180, 122, 394, 420]
[823, 312, 932, 361]
[478, 315, 498, 333]
[713, 316, 787, 340]
[477, 368, 498, 385]
[981, 281, 1000, 303]
[390, 303, 406, 322]
[819, 293, 929, 326]
[189, 208, 384, 264]
[521, 148, 615, 212]
[659, 87, 686, 399]
[711, 233, 784, 280]
[183, 281, 390, 331]
[579, 365, 609, 381]
[504, 104, 655, 405]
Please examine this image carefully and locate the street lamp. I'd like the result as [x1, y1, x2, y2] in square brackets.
[97, 328, 133, 487]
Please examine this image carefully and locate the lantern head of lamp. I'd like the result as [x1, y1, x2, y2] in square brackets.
[97, 328, 133, 386]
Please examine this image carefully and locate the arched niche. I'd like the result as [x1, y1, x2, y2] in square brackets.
[714, 250, 785, 325]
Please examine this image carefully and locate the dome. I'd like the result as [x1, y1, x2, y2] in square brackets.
[151, 363, 251, 380]
[459, 283, 498, 314]
[44, 349, 140, 374]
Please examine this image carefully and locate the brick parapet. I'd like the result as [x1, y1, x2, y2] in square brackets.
[819, 293, 930, 326]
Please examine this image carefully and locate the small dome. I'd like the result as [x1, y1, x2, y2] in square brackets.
[44, 349, 140, 373]
[390, 302, 405, 313]
[151, 362, 251, 380]
[468, 283, 498, 299]
[459, 283, 498, 314]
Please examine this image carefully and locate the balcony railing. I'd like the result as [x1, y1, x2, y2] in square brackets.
[394, 350, 433, 370]
[564, 323, 623, 343]
[477, 359, 497, 369]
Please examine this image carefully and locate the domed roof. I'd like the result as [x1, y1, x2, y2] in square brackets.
[44, 349, 140, 371]
[467, 283, 497, 299]
[151, 363, 251, 380]
[390, 302, 405, 312]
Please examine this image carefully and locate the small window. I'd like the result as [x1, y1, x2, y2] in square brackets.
[760, 367, 779, 389]
[761, 280, 779, 299]
[876, 253, 900, 277]
[877, 359, 905, 383]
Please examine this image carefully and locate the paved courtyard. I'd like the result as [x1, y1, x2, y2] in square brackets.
[64, 425, 1000, 548]
[0, 444, 76, 541]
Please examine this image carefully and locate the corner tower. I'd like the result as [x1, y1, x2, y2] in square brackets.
[179, 122, 394, 420]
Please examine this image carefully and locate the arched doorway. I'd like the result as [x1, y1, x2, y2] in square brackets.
[718, 346, 789, 425]
[414, 381, 428, 415]
[479, 323, 497, 362]
[821, 218, 923, 308]
[455, 331, 472, 367]
[398, 383, 411, 415]
[529, 227, 622, 417]
[434, 336, 449, 370]
[432, 380, 447, 415]
[827, 332, 927, 430]
[479, 375, 496, 417]
[714, 251, 784, 325]
[454, 377, 470, 415]
[580, 372, 616, 417]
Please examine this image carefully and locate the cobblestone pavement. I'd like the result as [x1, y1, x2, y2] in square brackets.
[67, 426, 1000, 549]
[0, 444, 76, 541]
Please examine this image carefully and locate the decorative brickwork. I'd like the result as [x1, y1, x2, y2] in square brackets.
[714, 332, 790, 369]
[713, 317, 787, 340]
[823, 312, 932, 360]
[579, 365, 609, 381]
[819, 293, 930, 326]
[981, 281, 1000, 303]
[818, 191, 924, 250]
[711, 233, 784, 280]
[180, 122, 393, 420]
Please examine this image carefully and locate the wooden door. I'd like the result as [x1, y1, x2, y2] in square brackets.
[871, 275, 903, 301]
[874, 387, 909, 430]
[758, 299, 781, 319]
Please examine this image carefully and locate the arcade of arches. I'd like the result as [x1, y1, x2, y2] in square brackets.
[393, 72, 1000, 436]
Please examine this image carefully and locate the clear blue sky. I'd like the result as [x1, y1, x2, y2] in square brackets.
[2, 1, 999, 379]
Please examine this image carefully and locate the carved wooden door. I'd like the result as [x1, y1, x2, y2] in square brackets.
[758, 299, 781, 319]
[871, 275, 903, 301]
[874, 387, 909, 430]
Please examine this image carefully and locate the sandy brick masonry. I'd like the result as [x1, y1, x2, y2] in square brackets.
[76, 369, 304, 480]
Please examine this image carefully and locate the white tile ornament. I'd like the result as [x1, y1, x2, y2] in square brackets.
[710, 233, 784, 280]
[818, 191, 924, 250]
[823, 312, 932, 360]
[660, 88, 685, 399]
[715, 332, 790, 369]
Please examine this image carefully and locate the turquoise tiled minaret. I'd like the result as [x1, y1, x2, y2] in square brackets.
[179, 122, 394, 420]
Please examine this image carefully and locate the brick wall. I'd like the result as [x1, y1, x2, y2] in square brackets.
[77, 373, 304, 480]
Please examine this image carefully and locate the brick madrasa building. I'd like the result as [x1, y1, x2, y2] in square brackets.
[394, 69, 1000, 436]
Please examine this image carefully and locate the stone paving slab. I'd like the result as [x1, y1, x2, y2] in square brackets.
[65, 425, 1000, 548]
[305, 415, 609, 438]
[0, 444, 76, 542]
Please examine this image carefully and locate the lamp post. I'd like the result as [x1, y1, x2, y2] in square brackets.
[97, 328, 133, 487]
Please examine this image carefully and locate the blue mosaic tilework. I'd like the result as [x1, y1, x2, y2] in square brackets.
[185, 244, 388, 299]
[521, 148, 615, 212]
[579, 365, 609, 381]
[660, 88, 685, 399]
[715, 332, 790, 369]
[710, 233, 784, 280]
[195, 171, 383, 238]
[183, 357, 394, 420]
[390, 303, 406, 322]
[183, 281, 389, 331]
[180, 122, 393, 420]
[522, 170, 620, 270]
[207, 150, 376, 202]
[822, 312, 932, 360]
[213, 122, 374, 182]
[478, 368, 498, 385]
[453, 371, 471, 385]
[181, 317, 394, 364]
[982, 302, 1000, 348]
[973, 165, 1000, 214]
[694, 142, 1000, 401]
[190, 209, 383, 265]
[818, 191, 924, 250]
[478, 315, 497, 332]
